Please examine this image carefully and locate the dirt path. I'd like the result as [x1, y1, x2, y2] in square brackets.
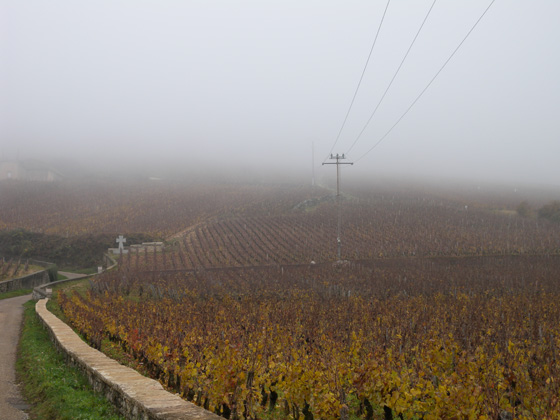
[58, 271, 89, 280]
[0, 294, 31, 420]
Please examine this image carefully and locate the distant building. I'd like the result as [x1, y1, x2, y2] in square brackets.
[0, 160, 63, 182]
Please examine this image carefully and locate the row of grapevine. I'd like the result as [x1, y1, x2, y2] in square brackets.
[0, 257, 35, 280]
[118, 192, 560, 272]
[0, 180, 318, 237]
[59, 256, 560, 419]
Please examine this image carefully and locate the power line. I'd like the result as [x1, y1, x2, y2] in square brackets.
[346, 0, 438, 155]
[324, 0, 391, 163]
[354, 0, 497, 163]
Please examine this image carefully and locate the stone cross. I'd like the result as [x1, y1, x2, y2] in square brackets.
[116, 235, 126, 252]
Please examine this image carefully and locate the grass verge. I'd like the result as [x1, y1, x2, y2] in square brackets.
[0, 288, 32, 300]
[16, 301, 125, 420]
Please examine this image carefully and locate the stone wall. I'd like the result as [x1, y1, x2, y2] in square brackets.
[0, 269, 49, 294]
[35, 299, 221, 420]
[109, 242, 164, 255]
[32, 254, 117, 300]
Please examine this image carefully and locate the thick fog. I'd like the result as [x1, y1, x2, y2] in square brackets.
[1, 1, 559, 185]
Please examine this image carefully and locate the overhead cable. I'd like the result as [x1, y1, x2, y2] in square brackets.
[346, 0, 438, 155]
[324, 0, 392, 163]
[354, 0, 497, 163]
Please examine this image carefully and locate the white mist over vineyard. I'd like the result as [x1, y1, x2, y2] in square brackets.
[2, 0, 560, 186]
[3, 3, 560, 417]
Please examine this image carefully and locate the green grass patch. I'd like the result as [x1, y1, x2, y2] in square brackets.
[57, 273, 68, 280]
[0, 288, 32, 300]
[51, 278, 91, 296]
[16, 301, 125, 420]
[46, 297, 65, 320]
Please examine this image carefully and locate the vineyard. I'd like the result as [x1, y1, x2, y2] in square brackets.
[173, 197, 560, 268]
[7, 178, 559, 418]
[0, 257, 42, 281]
[0, 180, 318, 237]
[59, 256, 560, 419]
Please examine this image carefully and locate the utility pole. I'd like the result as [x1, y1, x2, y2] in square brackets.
[322, 153, 353, 260]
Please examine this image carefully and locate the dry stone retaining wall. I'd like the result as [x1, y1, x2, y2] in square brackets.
[35, 299, 221, 420]
[0, 269, 49, 294]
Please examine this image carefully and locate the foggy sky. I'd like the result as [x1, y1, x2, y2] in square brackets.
[1, 1, 559, 185]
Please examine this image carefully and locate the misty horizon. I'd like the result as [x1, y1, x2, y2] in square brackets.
[2, 1, 559, 186]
